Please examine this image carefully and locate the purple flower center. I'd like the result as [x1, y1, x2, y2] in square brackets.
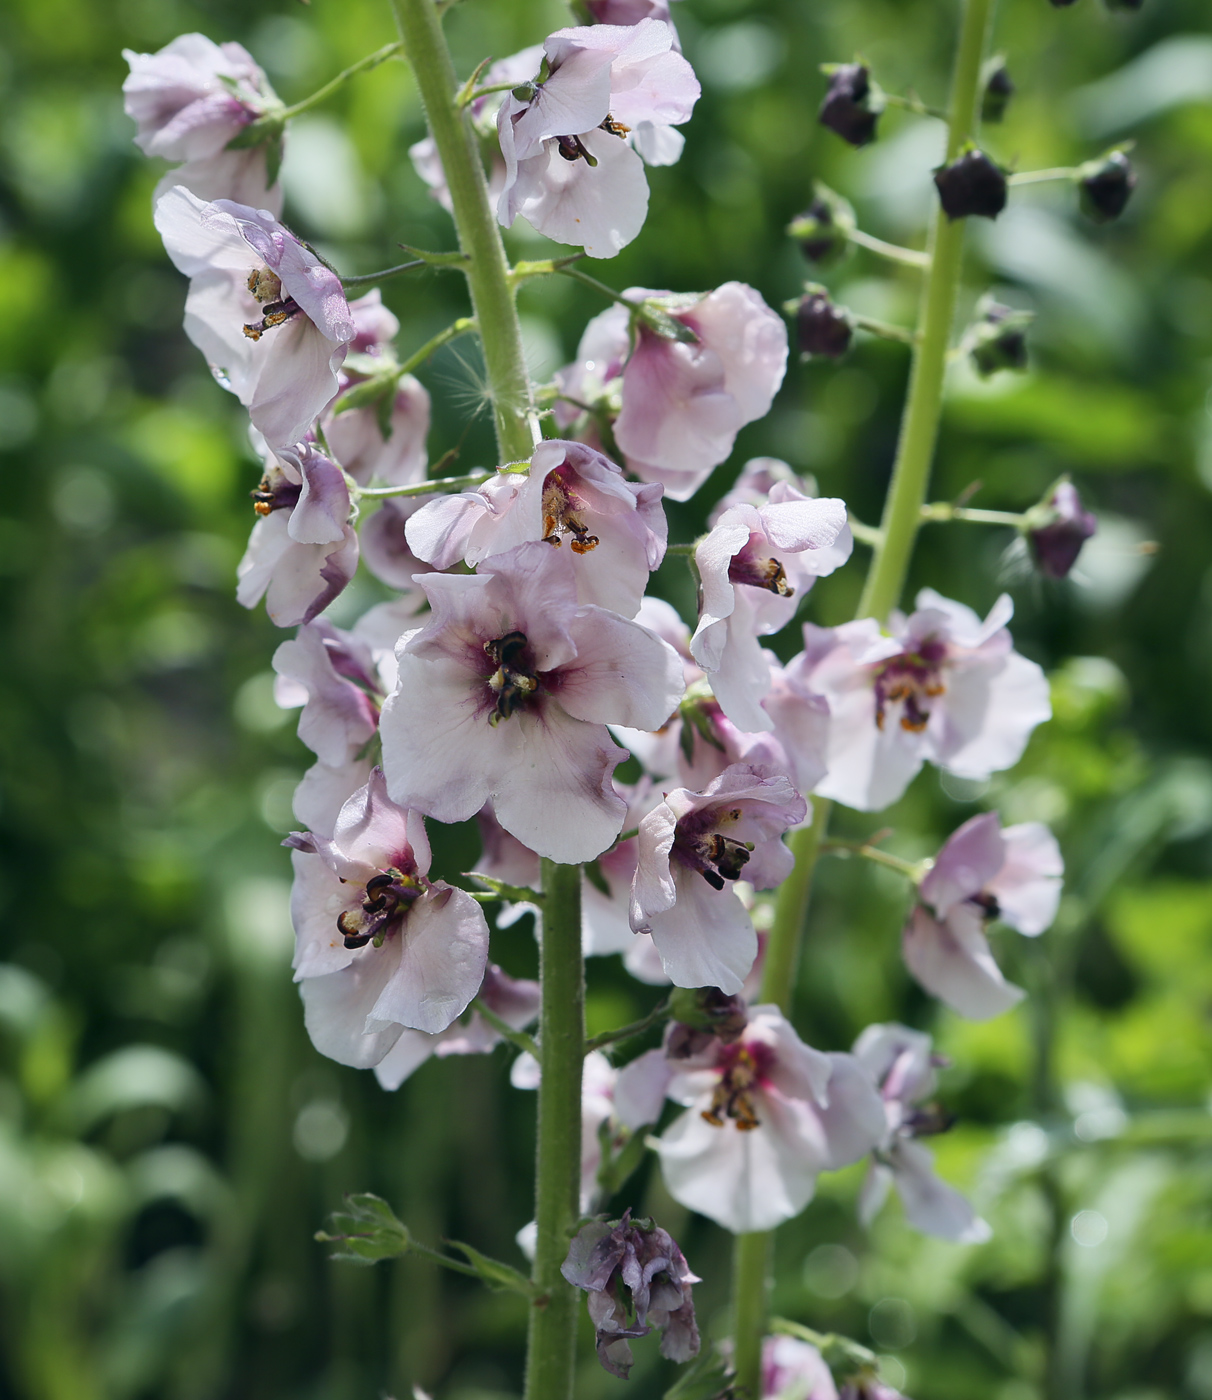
[242, 265, 302, 342]
[675, 805, 754, 890]
[483, 630, 540, 725]
[872, 640, 947, 732]
[542, 471, 599, 554]
[250, 464, 301, 517]
[728, 537, 793, 596]
[701, 1040, 773, 1130]
[337, 866, 422, 949]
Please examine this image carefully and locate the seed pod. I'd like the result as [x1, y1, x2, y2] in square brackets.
[819, 63, 883, 147]
[981, 57, 1015, 123]
[967, 297, 1033, 377]
[797, 289, 853, 359]
[933, 148, 1008, 220]
[1078, 149, 1137, 223]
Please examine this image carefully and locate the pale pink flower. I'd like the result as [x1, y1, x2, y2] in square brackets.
[293, 758, 373, 838]
[903, 811, 1062, 1020]
[763, 1335, 839, 1400]
[236, 441, 358, 628]
[286, 770, 490, 1063]
[801, 590, 1052, 812]
[154, 186, 354, 449]
[360, 496, 440, 594]
[853, 1023, 990, 1243]
[379, 541, 684, 863]
[407, 440, 665, 616]
[272, 619, 382, 768]
[651, 1005, 887, 1233]
[711, 457, 812, 520]
[691, 486, 852, 732]
[630, 765, 806, 993]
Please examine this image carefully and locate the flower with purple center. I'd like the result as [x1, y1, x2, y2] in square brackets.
[799, 589, 1052, 812]
[903, 810, 1063, 1020]
[853, 1022, 990, 1243]
[562, 1210, 700, 1379]
[630, 764, 807, 993]
[379, 540, 684, 864]
[1025, 477, 1098, 580]
[406, 439, 666, 617]
[691, 485, 852, 732]
[285, 769, 490, 1065]
[123, 34, 284, 210]
[154, 187, 354, 450]
[236, 440, 358, 628]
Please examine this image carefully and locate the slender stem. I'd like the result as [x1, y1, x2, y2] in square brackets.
[731, 1232, 772, 1400]
[279, 42, 404, 121]
[408, 1239, 492, 1282]
[883, 90, 951, 122]
[584, 996, 671, 1054]
[356, 470, 490, 499]
[340, 259, 425, 288]
[856, 0, 996, 624]
[473, 999, 541, 1061]
[847, 229, 931, 270]
[760, 801, 831, 1013]
[852, 314, 918, 345]
[524, 860, 585, 1400]
[390, 0, 535, 462]
[1007, 167, 1077, 186]
[922, 502, 1025, 526]
[554, 263, 645, 311]
[821, 839, 925, 880]
[396, 317, 477, 379]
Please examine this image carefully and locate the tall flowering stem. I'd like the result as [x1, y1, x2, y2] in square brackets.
[730, 1, 995, 1394]
[389, 0, 535, 463]
[526, 859, 585, 1400]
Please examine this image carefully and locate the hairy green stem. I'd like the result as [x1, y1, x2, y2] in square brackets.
[732, 1232, 772, 1398]
[524, 859, 585, 1400]
[390, 0, 535, 462]
[356, 470, 490, 499]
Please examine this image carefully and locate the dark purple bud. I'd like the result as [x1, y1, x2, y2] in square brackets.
[933, 148, 1008, 220]
[1078, 150, 1137, 223]
[981, 58, 1014, 123]
[968, 299, 1033, 378]
[819, 63, 882, 147]
[1025, 478, 1098, 579]
[667, 987, 749, 1044]
[788, 186, 855, 265]
[797, 290, 853, 359]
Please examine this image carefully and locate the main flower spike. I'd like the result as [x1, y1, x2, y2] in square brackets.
[123, 34, 284, 210]
[379, 540, 684, 864]
[562, 1211, 700, 1378]
[903, 810, 1063, 1019]
[644, 1004, 886, 1233]
[154, 187, 355, 449]
[853, 1022, 991, 1243]
[630, 765, 807, 993]
[285, 769, 490, 1064]
[406, 439, 667, 617]
[690, 484, 851, 732]
[496, 19, 699, 256]
[800, 589, 1052, 812]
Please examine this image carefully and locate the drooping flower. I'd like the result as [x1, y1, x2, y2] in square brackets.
[630, 765, 807, 994]
[285, 770, 490, 1064]
[496, 19, 699, 257]
[763, 1335, 839, 1400]
[123, 34, 284, 210]
[154, 186, 354, 449]
[852, 1022, 990, 1243]
[800, 590, 1052, 812]
[690, 486, 851, 732]
[650, 1004, 887, 1233]
[562, 1211, 700, 1378]
[406, 440, 666, 616]
[236, 440, 358, 628]
[379, 541, 684, 864]
[903, 811, 1062, 1020]
[372, 964, 542, 1091]
[1024, 478, 1097, 580]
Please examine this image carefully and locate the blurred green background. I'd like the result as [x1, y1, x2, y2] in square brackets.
[2, 0, 1212, 1396]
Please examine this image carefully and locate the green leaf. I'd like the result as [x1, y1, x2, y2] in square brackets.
[315, 1192, 411, 1266]
[447, 1239, 536, 1296]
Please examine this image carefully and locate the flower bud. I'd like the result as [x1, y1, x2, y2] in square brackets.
[1078, 149, 1137, 223]
[967, 297, 1033, 377]
[933, 148, 1008, 220]
[819, 63, 883, 147]
[1024, 477, 1097, 579]
[796, 288, 853, 359]
[667, 987, 749, 1044]
[981, 57, 1014, 123]
[787, 187, 855, 266]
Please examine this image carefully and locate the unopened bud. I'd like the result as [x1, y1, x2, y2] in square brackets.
[796, 288, 852, 359]
[819, 63, 883, 147]
[1078, 149, 1137, 223]
[933, 148, 1008, 220]
[981, 57, 1014, 123]
[968, 297, 1033, 377]
[667, 987, 749, 1044]
[1024, 477, 1098, 579]
[788, 189, 854, 266]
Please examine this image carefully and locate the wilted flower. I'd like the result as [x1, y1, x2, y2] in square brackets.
[1025, 478, 1098, 579]
[154, 187, 355, 449]
[819, 63, 882, 147]
[800, 589, 1051, 812]
[286, 770, 490, 1064]
[903, 810, 1062, 1019]
[562, 1211, 700, 1378]
[630, 765, 807, 994]
[853, 1022, 991, 1242]
[380, 541, 684, 863]
[933, 148, 1008, 220]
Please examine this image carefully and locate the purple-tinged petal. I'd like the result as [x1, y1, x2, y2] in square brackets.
[920, 812, 1005, 918]
[902, 905, 1025, 1021]
[887, 1138, 991, 1243]
[988, 822, 1063, 935]
[614, 1047, 674, 1129]
[299, 941, 407, 1068]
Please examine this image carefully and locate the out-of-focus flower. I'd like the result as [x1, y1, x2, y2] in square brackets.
[123, 34, 284, 210]
[763, 1335, 839, 1400]
[981, 57, 1015, 123]
[563, 1211, 700, 1378]
[819, 63, 883, 147]
[1078, 149, 1137, 223]
[406, 440, 666, 617]
[853, 1022, 991, 1242]
[799, 589, 1051, 811]
[630, 765, 806, 994]
[286, 770, 490, 1064]
[796, 289, 854, 359]
[903, 810, 1062, 1019]
[154, 187, 354, 449]
[1024, 478, 1097, 579]
[380, 541, 684, 863]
